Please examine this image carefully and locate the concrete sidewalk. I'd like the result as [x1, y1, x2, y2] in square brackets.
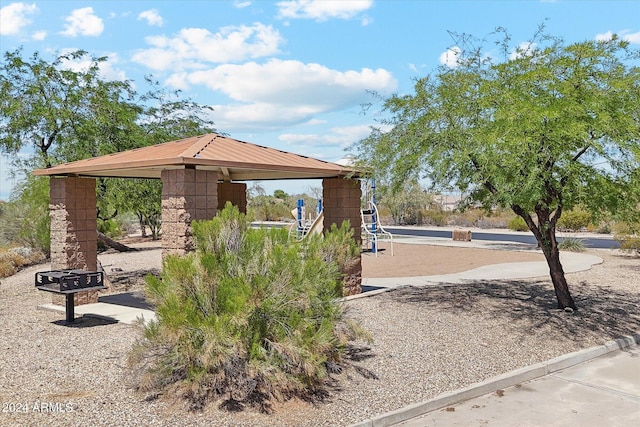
[350, 337, 639, 427]
[397, 341, 640, 427]
[38, 291, 156, 325]
[362, 238, 603, 289]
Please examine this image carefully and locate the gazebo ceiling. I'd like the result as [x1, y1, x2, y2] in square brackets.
[33, 133, 357, 181]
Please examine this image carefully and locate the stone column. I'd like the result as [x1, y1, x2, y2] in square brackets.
[49, 176, 98, 305]
[161, 168, 218, 257]
[322, 177, 362, 296]
[218, 182, 247, 213]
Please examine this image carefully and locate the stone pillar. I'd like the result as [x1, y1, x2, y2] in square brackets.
[322, 177, 362, 296]
[161, 168, 218, 257]
[49, 176, 98, 305]
[218, 182, 247, 213]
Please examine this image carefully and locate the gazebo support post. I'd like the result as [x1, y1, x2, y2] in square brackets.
[49, 176, 98, 306]
[218, 182, 247, 213]
[161, 168, 218, 257]
[322, 177, 362, 296]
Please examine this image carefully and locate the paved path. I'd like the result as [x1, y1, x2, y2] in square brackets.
[351, 238, 638, 427]
[396, 343, 640, 427]
[362, 237, 603, 289]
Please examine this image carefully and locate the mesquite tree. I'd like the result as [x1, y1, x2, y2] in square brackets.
[355, 29, 640, 309]
[0, 48, 216, 246]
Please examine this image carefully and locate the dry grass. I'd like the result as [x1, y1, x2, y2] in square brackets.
[0, 247, 46, 278]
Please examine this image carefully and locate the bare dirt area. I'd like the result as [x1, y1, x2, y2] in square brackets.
[1, 243, 638, 426]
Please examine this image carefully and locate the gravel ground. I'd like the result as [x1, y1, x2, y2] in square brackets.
[1, 244, 638, 426]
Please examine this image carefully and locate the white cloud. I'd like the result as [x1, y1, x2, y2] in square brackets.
[595, 30, 640, 44]
[186, 59, 396, 107]
[58, 50, 127, 82]
[306, 118, 327, 125]
[509, 42, 537, 60]
[138, 9, 163, 27]
[233, 0, 252, 8]
[32, 30, 46, 40]
[61, 7, 104, 37]
[277, 0, 373, 21]
[439, 46, 461, 68]
[189, 60, 396, 132]
[132, 23, 283, 71]
[0, 2, 38, 35]
[595, 30, 614, 41]
[624, 31, 640, 44]
[279, 124, 373, 149]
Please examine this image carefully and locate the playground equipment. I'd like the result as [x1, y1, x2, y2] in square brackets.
[361, 179, 393, 256]
[291, 198, 323, 240]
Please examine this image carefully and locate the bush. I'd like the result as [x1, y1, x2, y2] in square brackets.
[615, 231, 640, 254]
[129, 203, 366, 410]
[0, 177, 50, 255]
[0, 247, 46, 278]
[558, 237, 585, 252]
[98, 218, 124, 239]
[508, 216, 529, 232]
[422, 208, 448, 226]
[558, 209, 592, 231]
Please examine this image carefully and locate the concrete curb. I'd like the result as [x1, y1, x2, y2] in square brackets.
[349, 333, 640, 427]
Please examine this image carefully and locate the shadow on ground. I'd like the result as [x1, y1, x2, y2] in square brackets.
[52, 316, 119, 328]
[99, 291, 153, 310]
[388, 275, 640, 344]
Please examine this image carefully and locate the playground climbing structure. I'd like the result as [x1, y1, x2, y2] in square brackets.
[360, 179, 393, 256]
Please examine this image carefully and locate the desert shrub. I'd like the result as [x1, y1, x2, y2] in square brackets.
[98, 219, 123, 239]
[618, 236, 640, 253]
[614, 221, 640, 253]
[0, 176, 50, 255]
[248, 195, 293, 222]
[422, 208, 448, 226]
[378, 181, 432, 225]
[508, 216, 529, 232]
[558, 237, 585, 252]
[0, 247, 46, 278]
[129, 203, 365, 410]
[558, 209, 592, 231]
[305, 221, 361, 296]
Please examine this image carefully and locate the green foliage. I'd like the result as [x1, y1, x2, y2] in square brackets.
[614, 220, 640, 254]
[273, 189, 288, 200]
[558, 237, 585, 252]
[0, 49, 140, 169]
[247, 195, 293, 222]
[1, 49, 216, 241]
[378, 180, 433, 225]
[130, 204, 364, 409]
[558, 209, 592, 232]
[0, 176, 51, 254]
[98, 219, 123, 239]
[618, 236, 640, 253]
[305, 221, 361, 296]
[355, 27, 640, 309]
[421, 208, 448, 226]
[508, 216, 529, 232]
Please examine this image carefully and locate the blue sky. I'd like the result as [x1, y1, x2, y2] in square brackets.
[1, 0, 639, 200]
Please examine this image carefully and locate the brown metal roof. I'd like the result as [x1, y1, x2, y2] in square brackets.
[33, 133, 357, 180]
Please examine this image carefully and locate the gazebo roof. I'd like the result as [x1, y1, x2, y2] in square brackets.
[33, 133, 357, 181]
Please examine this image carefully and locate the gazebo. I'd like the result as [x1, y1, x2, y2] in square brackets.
[34, 133, 363, 304]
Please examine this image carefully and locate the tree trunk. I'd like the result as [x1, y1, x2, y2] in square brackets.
[538, 226, 577, 310]
[137, 212, 147, 238]
[97, 231, 136, 252]
[512, 205, 577, 310]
